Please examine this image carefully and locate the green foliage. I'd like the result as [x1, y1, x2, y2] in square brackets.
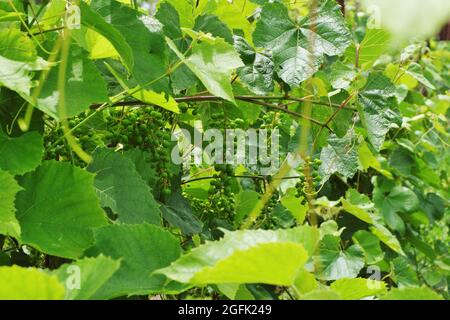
[0, 169, 22, 237]
[15, 161, 108, 259]
[0, 266, 65, 300]
[84, 224, 184, 299]
[0, 129, 43, 175]
[87, 148, 162, 225]
[314, 235, 365, 281]
[157, 227, 316, 285]
[53, 255, 121, 300]
[0, 0, 448, 301]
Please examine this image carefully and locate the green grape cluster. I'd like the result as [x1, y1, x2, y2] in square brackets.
[44, 126, 73, 162]
[207, 164, 236, 219]
[253, 111, 281, 140]
[295, 157, 322, 198]
[44, 117, 101, 167]
[259, 111, 279, 133]
[261, 189, 280, 216]
[106, 107, 174, 197]
[209, 110, 225, 128]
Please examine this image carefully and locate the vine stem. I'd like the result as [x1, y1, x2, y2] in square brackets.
[56, 4, 92, 164]
[312, 93, 355, 149]
[89, 94, 359, 132]
[180, 175, 304, 185]
[90, 95, 355, 110]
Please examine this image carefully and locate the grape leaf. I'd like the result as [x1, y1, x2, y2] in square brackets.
[38, 43, 108, 120]
[53, 255, 121, 300]
[0, 266, 65, 300]
[341, 189, 378, 224]
[90, 0, 169, 93]
[357, 73, 401, 150]
[314, 235, 365, 281]
[87, 148, 162, 225]
[234, 35, 275, 94]
[161, 191, 203, 236]
[15, 161, 108, 259]
[352, 230, 384, 264]
[157, 226, 319, 285]
[166, 36, 244, 103]
[156, 2, 198, 93]
[0, 129, 43, 175]
[0, 29, 49, 97]
[369, 224, 405, 256]
[330, 278, 387, 300]
[319, 130, 359, 181]
[85, 224, 184, 299]
[194, 14, 233, 44]
[0, 169, 22, 238]
[374, 186, 419, 234]
[0, 28, 36, 62]
[79, 1, 134, 70]
[253, 0, 351, 86]
[210, 0, 257, 43]
[345, 28, 390, 70]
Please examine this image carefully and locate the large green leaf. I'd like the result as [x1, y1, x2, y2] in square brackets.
[123, 148, 158, 189]
[53, 255, 121, 300]
[194, 14, 233, 44]
[0, 28, 36, 62]
[0, 29, 48, 97]
[87, 148, 162, 225]
[369, 224, 405, 256]
[38, 43, 108, 120]
[358, 140, 392, 178]
[323, 60, 357, 89]
[161, 191, 203, 236]
[0, 129, 43, 175]
[357, 73, 401, 150]
[391, 256, 420, 287]
[233, 35, 275, 94]
[157, 226, 319, 285]
[330, 278, 387, 300]
[280, 188, 308, 224]
[79, 1, 134, 71]
[253, 0, 351, 86]
[341, 189, 378, 224]
[345, 28, 390, 70]
[314, 235, 365, 281]
[208, 0, 257, 43]
[0, 169, 22, 238]
[163, 0, 196, 29]
[352, 230, 384, 264]
[0, 266, 65, 300]
[319, 130, 359, 181]
[156, 2, 198, 93]
[15, 161, 108, 259]
[167, 36, 244, 103]
[85, 224, 183, 299]
[0, 50, 48, 99]
[234, 190, 262, 225]
[406, 63, 436, 90]
[91, 0, 169, 92]
[374, 185, 419, 233]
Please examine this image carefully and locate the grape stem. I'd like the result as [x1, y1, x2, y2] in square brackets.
[90, 95, 357, 132]
[180, 175, 304, 185]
